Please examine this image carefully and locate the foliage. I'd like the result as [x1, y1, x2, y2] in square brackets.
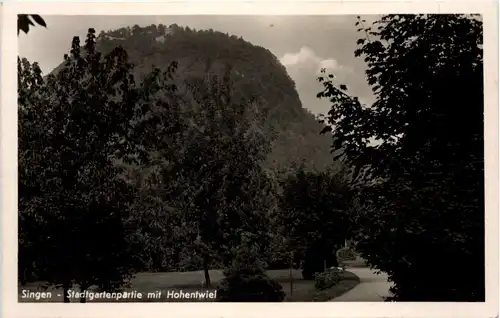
[278, 164, 352, 279]
[18, 29, 151, 299]
[18, 14, 47, 35]
[44, 23, 338, 275]
[336, 247, 357, 262]
[264, 230, 301, 270]
[314, 268, 341, 291]
[131, 64, 277, 282]
[18, 21, 366, 300]
[317, 14, 484, 301]
[217, 237, 286, 302]
[118, 61, 192, 273]
[36, 24, 347, 275]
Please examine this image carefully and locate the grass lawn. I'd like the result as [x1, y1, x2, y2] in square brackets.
[18, 269, 360, 302]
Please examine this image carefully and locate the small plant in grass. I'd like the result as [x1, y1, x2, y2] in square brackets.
[217, 242, 285, 302]
[314, 268, 341, 291]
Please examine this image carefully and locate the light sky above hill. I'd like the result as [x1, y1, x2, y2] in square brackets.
[18, 15, 379, 115]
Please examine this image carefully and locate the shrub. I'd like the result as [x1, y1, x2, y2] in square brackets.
[217, 244, 286, 302]
[314, 268, 341, 291]
[337, 248, 357, 262]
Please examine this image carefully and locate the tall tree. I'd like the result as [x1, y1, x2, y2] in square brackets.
[122, 62, 191, 273]
[137, 67, 276, 287]
[278, 165, 351, 280]
[181, 72, 276, 287]
[317, 14, 484, 301]
[18, 29, 150, 302]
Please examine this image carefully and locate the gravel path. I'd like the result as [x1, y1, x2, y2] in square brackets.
[329, 267, 393, 301]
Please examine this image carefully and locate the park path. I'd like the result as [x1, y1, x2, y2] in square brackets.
[330, 267, 393, 301]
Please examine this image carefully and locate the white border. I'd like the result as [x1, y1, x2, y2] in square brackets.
[2, 1, 498, 318]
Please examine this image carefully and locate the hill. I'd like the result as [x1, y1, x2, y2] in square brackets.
[52, 23, 338, 172]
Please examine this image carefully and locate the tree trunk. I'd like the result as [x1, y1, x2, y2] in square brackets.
[203, 255, 211, 288]
[63, 282, 71, 303]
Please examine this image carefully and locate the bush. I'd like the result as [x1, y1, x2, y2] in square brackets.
[337, 248, 357, 262]
[314, 268, 341, 291]
[217, 244, 286, 302]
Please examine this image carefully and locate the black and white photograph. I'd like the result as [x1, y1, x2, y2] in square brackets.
[2, 1, 499, 317]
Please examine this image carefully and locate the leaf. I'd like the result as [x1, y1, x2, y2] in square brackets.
[339, 84, 348, 91]
[30, 15, 47, 28]
[357, 38, 366, 45]
[17, 15, 31, 35]
[320, 126, 332, 134]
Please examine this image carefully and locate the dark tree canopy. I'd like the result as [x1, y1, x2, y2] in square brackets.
[136, 66, 278, 285]
[18, 29, 150, 300]
[317, 14, 484, 301]
[278, 165, 352, 279]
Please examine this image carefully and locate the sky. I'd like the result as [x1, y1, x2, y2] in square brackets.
[18, 15, 379, 115]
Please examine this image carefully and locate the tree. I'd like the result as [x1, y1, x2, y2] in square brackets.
[317, 14, 483, 301]
[18, 29, 151, 302]
[135, 66, 277, 287]
[278, 165, 351, 280]
[120, 62, 193, 273]
[18, 14, 46, 35]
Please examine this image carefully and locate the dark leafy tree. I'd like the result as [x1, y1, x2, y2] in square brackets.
[186, 76, 275, 285]
[317, 14, 484, 301]
[121, 62, 192, 273]
[278, 165, 351, 280]
[18, 29, 150, 302]
[135, 66, 277, 286]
